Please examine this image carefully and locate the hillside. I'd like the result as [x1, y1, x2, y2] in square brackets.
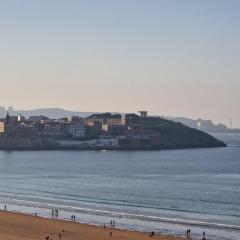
[122, 114, 226, 149]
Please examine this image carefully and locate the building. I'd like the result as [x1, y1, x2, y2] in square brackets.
[5, 112, 11, 124]
[102, 114, 126, 133]
[69, 123, 85, 138]
[83, 120, 102, 137]
[138, 111, 148, 118]
[17, 115, 25, 122]
[106, 115, 125, 126]
[0, 122, 4, 133]
[3, 113, 18, 133]
[68, 116, 81, 123]
[47, 122, 64, 136]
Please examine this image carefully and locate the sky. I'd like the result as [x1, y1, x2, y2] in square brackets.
[0, 0, 239, 127]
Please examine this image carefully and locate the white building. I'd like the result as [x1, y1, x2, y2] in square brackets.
[17, 115, 25, 122]
[69, 123, 85, 138]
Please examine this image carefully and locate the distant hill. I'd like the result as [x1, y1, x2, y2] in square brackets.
[0, 106, 97, 119]
[109, 113, 226, 149]
[166, 117, 240, 134]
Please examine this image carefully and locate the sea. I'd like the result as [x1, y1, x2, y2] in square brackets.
[0, 133, 239, 240]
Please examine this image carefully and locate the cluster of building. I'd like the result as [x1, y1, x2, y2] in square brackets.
[0, 112, 127, 136]
[0, 111, 162, 149]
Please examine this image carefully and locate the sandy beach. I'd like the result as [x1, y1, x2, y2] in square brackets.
[0, 210, 183, 240]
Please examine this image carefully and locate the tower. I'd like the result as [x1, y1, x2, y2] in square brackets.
[5, 112, 11, 124]
[138, 111, 148, 118]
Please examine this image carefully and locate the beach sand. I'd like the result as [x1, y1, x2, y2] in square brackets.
[0, 210, 183, 240]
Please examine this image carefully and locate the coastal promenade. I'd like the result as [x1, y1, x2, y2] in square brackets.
[0, 210, 182, 240]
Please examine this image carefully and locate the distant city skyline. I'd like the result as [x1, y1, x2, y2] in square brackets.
[0, 1, 239, 127]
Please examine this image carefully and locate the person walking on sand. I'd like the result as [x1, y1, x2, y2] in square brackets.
[4, 205, 6, 211]
[149, 232, 154, 237]
[202, 231, 206, 240]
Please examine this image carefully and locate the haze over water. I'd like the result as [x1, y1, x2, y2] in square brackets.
[0, 133, 239, 240]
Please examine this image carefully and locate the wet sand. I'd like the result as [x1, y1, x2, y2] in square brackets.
[0, 210, 184, 240]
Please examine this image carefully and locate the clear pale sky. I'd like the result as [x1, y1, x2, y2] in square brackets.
[0, 0, 239, 127]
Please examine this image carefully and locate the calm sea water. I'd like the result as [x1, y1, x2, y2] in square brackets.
[0, 133, 239, 240]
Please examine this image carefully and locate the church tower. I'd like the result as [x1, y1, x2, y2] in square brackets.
[5, 112, 11, 124]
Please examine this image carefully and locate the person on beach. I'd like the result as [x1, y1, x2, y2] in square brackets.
[110, 231, 112, 237]
[4, 205, 6, 211]
[51, 210, 54, 218]
[202, 231, 206, 240]
[59, 233, 62, 239]
[149, 232, 154, 237]
[73, 215, 76, 222]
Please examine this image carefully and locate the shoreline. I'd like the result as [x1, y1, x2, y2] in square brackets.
[0, 145, 227, 151]
[0, 210, 183, 240]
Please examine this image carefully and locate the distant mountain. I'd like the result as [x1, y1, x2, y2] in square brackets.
[0, 106, 97, 119]
[166, 117, 240, 134]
